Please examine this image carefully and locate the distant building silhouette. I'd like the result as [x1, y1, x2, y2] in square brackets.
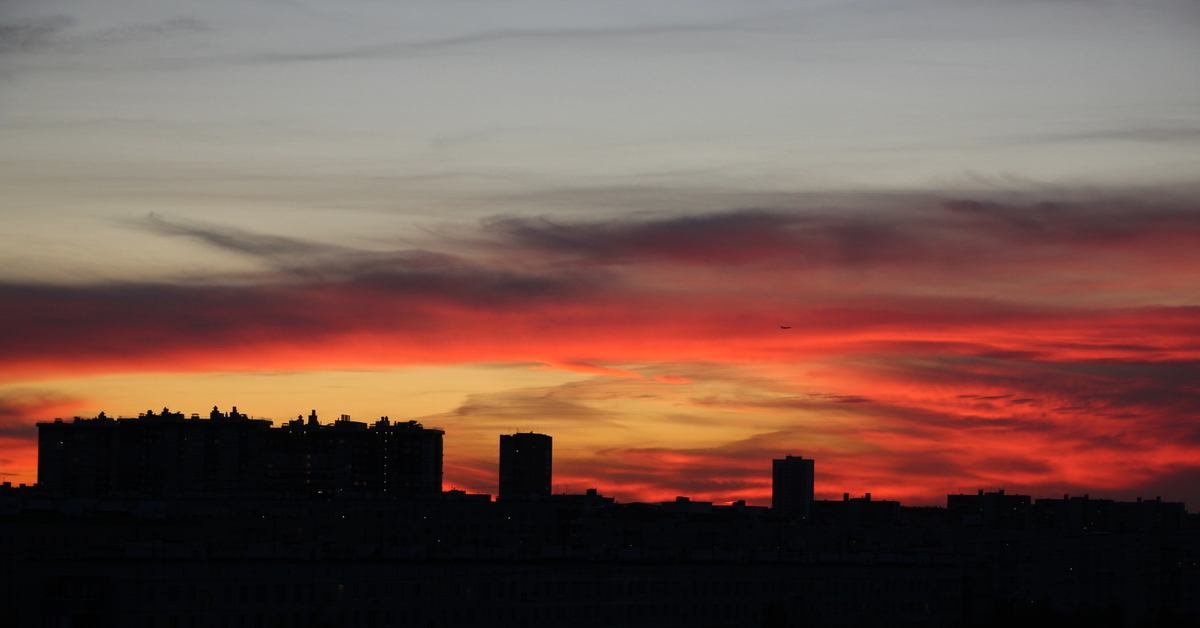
[270, 412, 443, 498]
[947, 489, 1032, 529]
[810, 492, 900, 527]
[499, 432, 552, 501]
[36, 408, 443, 499]
[772, 455, 814, 520]
[38, 407, 272, 499]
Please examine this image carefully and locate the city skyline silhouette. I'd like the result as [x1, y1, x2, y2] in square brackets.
[32, 405, 1196, 515]
[8, 404, 1200, 627]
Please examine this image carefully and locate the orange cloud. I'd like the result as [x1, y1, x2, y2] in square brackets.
[532, 362, 644, 378]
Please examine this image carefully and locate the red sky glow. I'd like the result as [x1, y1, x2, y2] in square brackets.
[3, 197, 1200, 507]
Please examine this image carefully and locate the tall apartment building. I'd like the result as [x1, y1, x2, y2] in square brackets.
[499, 432, 552, 501]
[268, 412, 443, 498]
[37, 407, 443, 499]
[772, 455, 815, 520]
[36, 412, 122, 499]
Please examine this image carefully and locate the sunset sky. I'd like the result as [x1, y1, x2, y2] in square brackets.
[2, 0, 1199, 506]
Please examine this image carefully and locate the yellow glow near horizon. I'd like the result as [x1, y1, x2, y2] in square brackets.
[2, 363, 800, 498]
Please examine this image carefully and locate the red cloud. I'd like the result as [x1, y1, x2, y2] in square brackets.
[5, 194, 1200, 504]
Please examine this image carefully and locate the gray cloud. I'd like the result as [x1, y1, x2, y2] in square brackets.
[0, 15, 208, 56]
[0, 14, 75, 53]
[1041, 126, 1200, 145]
[440, 389, 620, 428]
[132, 214, 594, 300]
[84, 17, 208, 47]
[474, 193, 1200, 271]
[135, 213, 390, 278]
[154, 18, 763, 71]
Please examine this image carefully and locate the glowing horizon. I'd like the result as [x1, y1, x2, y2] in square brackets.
[6, 196, 1200, 507]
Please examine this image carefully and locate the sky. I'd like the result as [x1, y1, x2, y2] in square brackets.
[2, 0, 1199, 506]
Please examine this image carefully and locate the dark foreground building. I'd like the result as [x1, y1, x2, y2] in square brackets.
[4, 490, 1200, 628]
[0, 494, 965, 628]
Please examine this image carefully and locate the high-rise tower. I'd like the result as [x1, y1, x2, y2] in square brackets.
[498, 432, 552, 501]
[772, 455, 814, 520]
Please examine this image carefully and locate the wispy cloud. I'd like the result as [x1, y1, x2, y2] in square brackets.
[130, 213, 594, 296]
[6, 12, 763, 74]
[478, 193, 1200, 273]
[0, 15, 207, 56]
[0, 14, 75, 54]
[229, 21, 752, 66]
[1033, 126, 1200, 145]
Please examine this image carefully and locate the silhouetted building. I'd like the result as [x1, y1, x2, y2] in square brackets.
[772, 455, 814, 520]
[499, 432, 552, 501]
[810, 493, 901, 527]
[1030, 494, 1185, 533]
[36, 412, 120, 498]
[268, 412, 443, 497]
[38, 407, 272, 499]
[948, 489, 1031, 529]
[36, 408, 442, 499]
[20, 407, 1200, 628]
